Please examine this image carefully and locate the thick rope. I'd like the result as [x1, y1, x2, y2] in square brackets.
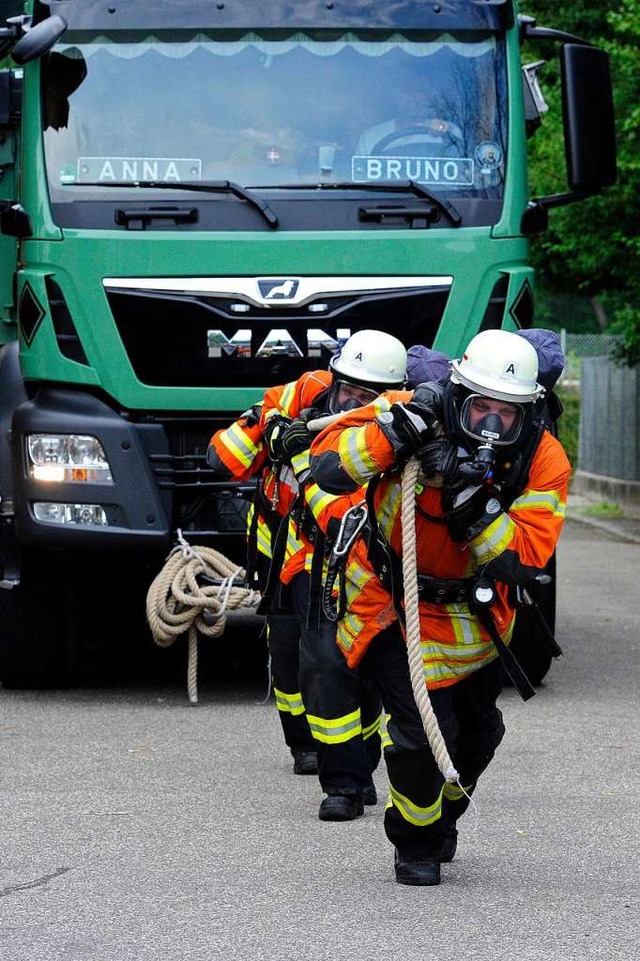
[146, 530, 261, 704]
[401, 458, 460, 782]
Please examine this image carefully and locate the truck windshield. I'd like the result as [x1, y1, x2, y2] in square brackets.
[43, 31, 507, 205]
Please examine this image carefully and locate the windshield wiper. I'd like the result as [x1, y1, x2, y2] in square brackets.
[262, 180, 461, 227]
[69, 180, 279, 228]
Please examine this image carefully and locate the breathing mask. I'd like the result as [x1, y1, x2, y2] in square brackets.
[457, 393, 526, 483]
[327, 378, 380, 414]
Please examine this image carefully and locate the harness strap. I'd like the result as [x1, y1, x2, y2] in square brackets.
[245, 472, 282, 592]
[307, 529, 327, 631]
[255, 507, 291, 615]
[473, 605, 536, 701]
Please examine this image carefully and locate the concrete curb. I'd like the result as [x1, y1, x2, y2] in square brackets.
[566, 511, 640, 545]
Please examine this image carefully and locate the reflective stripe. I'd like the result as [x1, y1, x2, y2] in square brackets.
[511, 488, 566, 517]
[472, 512, 515, 563]
[223, 422, 261, 469]
[273, 687, 306, 716]
[306, 708, 362, 744]
[336, 612, 364, 655]
[256, 518, 272, 559]
[380, 714, 393, 750]
[421, 631, 499, 687]
[306, 481, 336, 517]
[362, 712, 382, 742]
[443, 781, 473, 801]
[376, 482, 402, 542]
[284, 520, 305, 557]
[449, 606, 484, 646]
[290, 449, 310, 477]
[340, 425, 379, 481]
[278, 380, 297, 415]
[335, 558, 370, 654]
[387, 783, 444, 826]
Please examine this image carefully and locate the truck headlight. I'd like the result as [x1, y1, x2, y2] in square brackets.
[27, 434, 113, 483]
[32, 502, 108, 526]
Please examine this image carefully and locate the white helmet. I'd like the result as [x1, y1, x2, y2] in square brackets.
[330, 329, 407, 388]
[450, 329, 545, 403]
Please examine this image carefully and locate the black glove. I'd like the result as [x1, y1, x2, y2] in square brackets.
[264, 414, 292, 460]
[441, 481, 503, 542]
[376, 401, 441, 458]
[277, 417, 312, 464]
[412, 381, 445, 412]
[419, 436, 459, 484]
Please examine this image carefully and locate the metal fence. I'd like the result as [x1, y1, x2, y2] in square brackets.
[579, 356, 640, 480]
[559, 331, 622, 383]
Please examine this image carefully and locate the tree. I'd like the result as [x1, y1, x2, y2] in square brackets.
[605, 0, 640, 365]
[522, 1, 640, 362]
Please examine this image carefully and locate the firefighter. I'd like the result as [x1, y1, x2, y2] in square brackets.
[207, 402, 319, 776]
[308, 328, 571, 882]
[260, 329, 408, 821]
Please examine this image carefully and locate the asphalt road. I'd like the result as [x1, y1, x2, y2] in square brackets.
[1, 518, 638, 961]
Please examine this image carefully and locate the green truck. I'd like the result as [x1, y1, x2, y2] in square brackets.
[0, 1, 616, 687]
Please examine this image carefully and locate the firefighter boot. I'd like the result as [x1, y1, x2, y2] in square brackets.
[394, 850, 441, 886]
[292, 750, 318, 775]
[362, 782, 378, 805]
[319, 794, 364, 821]
[440, 827, 458, 863]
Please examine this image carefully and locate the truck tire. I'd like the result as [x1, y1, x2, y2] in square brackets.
[507, 553, 557, 687]
[0, 551, 79, 689]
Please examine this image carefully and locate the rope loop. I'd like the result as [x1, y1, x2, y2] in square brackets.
[146, 532, 261, 704]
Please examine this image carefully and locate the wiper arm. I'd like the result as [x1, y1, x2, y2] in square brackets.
[69, 179, 279, 228]
[263, 180, 461, 227]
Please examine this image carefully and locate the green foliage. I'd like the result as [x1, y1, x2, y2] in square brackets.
[610, 305, 640, 368]
[583, 501, 624, 518]
[555, 384, 579, 469]
[523, 0, 640, 363]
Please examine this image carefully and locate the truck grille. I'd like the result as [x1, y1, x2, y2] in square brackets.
[106, 283, 449, 389]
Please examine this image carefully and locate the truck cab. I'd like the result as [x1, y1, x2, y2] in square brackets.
[0, 1, 616, 685]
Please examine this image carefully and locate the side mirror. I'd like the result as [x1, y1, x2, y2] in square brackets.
[561, 44, 617, 192]
[11, 14, 67, 65]
[520, 23, 618, 234]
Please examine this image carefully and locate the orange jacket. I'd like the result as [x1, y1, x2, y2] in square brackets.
[259, 370, 363, 584]
[309, 391, 572, 687]
[207, 405, 297, 563]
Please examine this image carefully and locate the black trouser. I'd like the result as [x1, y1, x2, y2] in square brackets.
[290, 572, 382, 796]
[360, 621, 505, 859]
[266, 585, 316, 755]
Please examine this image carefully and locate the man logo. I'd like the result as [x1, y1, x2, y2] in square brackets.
[257, 279, 299, 301]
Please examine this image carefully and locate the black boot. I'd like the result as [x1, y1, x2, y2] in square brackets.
[362, 783, 378, 805]
[440, 827, 458, 863]
[394, 849, 441, 886]
[292, 750, 318, 775]
[319, 794, 364, 821]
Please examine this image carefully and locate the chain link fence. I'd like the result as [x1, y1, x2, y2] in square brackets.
[558, 331, 622, 384]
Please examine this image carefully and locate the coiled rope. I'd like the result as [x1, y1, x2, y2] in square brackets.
[401, 457, 459, 783]
[146, 530, 261, 704]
